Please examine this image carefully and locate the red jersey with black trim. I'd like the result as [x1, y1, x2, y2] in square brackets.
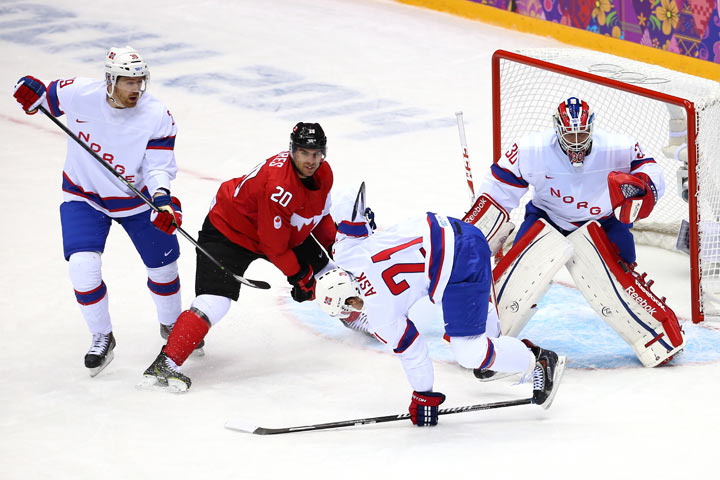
[208, 151, 335, 277]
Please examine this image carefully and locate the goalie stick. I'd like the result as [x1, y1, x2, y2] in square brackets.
[225, 397, 533, 435]
[37, 106, 270, 290]
[455, 111, 475, 203]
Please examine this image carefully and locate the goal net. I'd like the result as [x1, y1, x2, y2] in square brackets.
[491, 48, 720, 323]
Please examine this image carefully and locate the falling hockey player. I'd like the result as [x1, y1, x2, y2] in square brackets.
[314, 185, 566, 427]
[463, 96, 685, 368]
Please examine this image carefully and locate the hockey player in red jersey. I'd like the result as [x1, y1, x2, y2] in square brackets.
[141, 122, 336, 392]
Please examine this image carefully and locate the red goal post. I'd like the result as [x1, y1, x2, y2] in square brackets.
[491, 48, 720, 324]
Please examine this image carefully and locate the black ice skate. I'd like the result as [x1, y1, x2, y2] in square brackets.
[160, 323, 205, 356]
[84, 332, 116, 377]
[522, 339, 566, 409]
[140, 351, 191, 393]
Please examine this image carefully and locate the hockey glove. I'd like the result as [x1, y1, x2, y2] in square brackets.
[364, 207, 377, 231]
[607, 171, 657, 224]
[13, 75, 46, 114]
[409, 390, 446, 427]
[150, 194, 182, 235]
[288, 264, 316, 303]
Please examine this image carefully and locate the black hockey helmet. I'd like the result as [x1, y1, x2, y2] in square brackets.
[290, 122, 327, 155]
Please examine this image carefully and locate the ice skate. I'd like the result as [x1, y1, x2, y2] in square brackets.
[160, 323, 205, 356]
[84, 332, 116, 377]
[140, 351, 192, 393]
[522, 339, 566, 409]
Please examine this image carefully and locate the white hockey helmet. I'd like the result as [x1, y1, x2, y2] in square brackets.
[315, 268, 363, 318]
[553, 97, 594, 167]
[104, 46, 150, 96]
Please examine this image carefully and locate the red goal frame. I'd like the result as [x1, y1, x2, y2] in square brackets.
[491, 49, 702, 323]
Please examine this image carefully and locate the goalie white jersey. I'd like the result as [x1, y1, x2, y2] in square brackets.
[479, 129, 665, 231]
[45, 77, 178, 218]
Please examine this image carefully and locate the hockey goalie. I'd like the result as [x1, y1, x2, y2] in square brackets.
[463, 97, 685, 367]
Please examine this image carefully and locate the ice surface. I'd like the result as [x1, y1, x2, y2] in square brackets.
[1, 1, 717, 479]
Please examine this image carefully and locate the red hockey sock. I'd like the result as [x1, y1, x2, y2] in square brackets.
[163, 309, 210, 366]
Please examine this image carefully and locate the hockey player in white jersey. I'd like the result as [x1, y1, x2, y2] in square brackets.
[470, 96, 685, 367]
[314, 189, 566, 426]
[13, 46, 186, 376]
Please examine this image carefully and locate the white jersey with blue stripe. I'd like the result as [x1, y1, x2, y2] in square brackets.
[478, 129, 665, 231]
[46, 77, 178, 218]
[332, 213, 458, 391]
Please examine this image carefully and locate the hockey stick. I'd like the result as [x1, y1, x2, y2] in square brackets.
[455, 111, 476, 203]
[225, 397, 533, 435]
[37, 106, 270, 290]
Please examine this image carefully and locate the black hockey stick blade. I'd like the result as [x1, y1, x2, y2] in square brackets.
[351, 181, 366, 222]
[225, 397, 533, 435]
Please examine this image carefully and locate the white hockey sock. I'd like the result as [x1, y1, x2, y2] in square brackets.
[489, 336, 535, 374]
[191, 294, 232, 326]
[68, 252, 111, 335]
[146, 262, 182, 326]
[450, 335, 534, 373]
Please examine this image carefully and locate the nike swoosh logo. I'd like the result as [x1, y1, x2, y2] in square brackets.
[76, 119, 89, 123]
[545, 175, 553, 179]
[164, 250, 173, 256]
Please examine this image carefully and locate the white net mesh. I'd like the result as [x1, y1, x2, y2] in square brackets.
[495, 48, 720, 321]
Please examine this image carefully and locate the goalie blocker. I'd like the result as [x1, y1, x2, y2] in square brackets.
[462, 193, 515, 255]
[566, 221, 685, 367]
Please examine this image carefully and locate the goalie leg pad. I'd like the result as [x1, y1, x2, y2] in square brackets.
[462, 194, 515, 255]
[493, 219, 574, 337]
[566, 221, 685, 367]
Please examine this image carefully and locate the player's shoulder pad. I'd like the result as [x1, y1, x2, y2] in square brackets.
[314, 161, 333, 190]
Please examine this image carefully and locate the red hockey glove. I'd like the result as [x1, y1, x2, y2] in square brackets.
[409, 390, 446, 426]
[607, 171, 657, 224]
[150, 194, 182, 234]
[288, 264, 316, 303]
[13, 75, 46, 114]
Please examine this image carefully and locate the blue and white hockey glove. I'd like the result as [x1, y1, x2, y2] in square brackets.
[13, 75, 46, 114]
[409, 390, 446, 426]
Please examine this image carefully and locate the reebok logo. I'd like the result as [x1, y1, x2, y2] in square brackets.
[625, 286, 658, 316]
[632, 279, 666, 312]
[463, 197, 486, 224]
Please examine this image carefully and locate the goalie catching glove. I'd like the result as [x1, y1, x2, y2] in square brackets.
[608, 171, 657, 224]
[150, 193, 182, 235]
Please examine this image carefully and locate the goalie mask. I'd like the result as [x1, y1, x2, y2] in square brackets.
[553, 97, 594, 167]
[104, 46, 150, 99]
[315, 268, 363, 318]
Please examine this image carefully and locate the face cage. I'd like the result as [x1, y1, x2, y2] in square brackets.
[555, 120, 593, 167]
